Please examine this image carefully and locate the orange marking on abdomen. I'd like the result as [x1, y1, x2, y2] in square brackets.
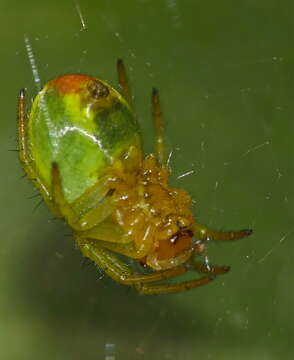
[48, 74, 95, 94]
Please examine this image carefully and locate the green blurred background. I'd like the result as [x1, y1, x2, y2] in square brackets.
[1, 0, 293, 359]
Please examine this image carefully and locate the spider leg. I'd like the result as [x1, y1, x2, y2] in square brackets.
[89, 236, 154, 259]
[71, 184, 114, 231]
[17, 89, 52, 206]
[77, 239, 168, 282]
[139, 275, 215, 295]
[76, 239, 217, 294]
[78, 240, 187, 284]
[190, 259, 230, 275]
[152, 88, 166, 165]
[51, 163, 116, 231]
[117, 59, 133, 106]
[79, 230, 231, 275]
[79, 220, 131, 244]
[79, 222, 156, 258]
[51, 162, 78, 224]
[193, 222, 253, 241]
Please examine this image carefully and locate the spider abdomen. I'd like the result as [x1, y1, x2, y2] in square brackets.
[28, 74, 142, 202]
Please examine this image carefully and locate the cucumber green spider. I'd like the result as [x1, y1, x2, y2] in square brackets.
[17, 59, 252, 294]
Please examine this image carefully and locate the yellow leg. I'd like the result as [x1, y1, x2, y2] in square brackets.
[51, 162, 78, 224]
[51, 163, 115, 231]
[92, 238, 153, 259]
[77, 239, 218, 294]
[152, 88, 165, 165]
[17, 89, 56, 211]
[70, 175, 113, 218]
[78, 220, 132, 244]
[191, 259, 230, 275]
[117, 59, 133, 106]
[193, 222, 253, 241]
[139, 275, 214, 295]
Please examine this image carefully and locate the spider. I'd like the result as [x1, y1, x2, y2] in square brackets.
[17, 59, 252, 294]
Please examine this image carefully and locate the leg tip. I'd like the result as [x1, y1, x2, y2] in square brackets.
[223, 265, 231, 273]
[211, 265, 230, 274]
[152, 87, 159, 96]
[51, 161, 58, 171]
[19, 88, 26, 98]
[208, 274, 217, 281]
[243, 229, 253, 237]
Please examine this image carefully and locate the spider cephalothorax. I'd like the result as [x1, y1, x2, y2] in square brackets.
[111, 153, 195, 270]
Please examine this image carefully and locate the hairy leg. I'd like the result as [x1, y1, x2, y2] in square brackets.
[17, 89, 57, 212]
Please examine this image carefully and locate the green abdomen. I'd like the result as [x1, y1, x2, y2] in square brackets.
[28, 75, 142, 201]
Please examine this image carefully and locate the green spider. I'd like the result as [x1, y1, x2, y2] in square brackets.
[17, 59, 252, 294]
